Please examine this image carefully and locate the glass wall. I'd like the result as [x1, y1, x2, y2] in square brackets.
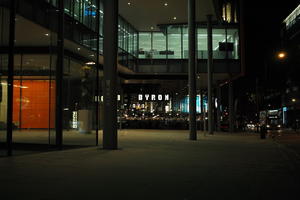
[138, 32, 151, 59]
[152, 32, 167, 59]
[12, 54, 56, 146]
[0, 6, 9, 156]
[63, 56, 97, 146]
[45, 0, 138, 61]
[167, 26, 182, 59]
[139, 25, 239, 60]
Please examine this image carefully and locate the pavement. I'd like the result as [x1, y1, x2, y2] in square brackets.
[0, 130, 299, 200]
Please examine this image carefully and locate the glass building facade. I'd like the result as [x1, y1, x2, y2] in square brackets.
[139, 25, 239, 60]
[0, 0, 241, 155]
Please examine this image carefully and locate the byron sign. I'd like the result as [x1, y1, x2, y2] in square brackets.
[138, 94, 170, 101]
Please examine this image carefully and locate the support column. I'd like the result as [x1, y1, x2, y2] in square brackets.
[7, 0, 16, 156]
[229, 81, 234, 133]
[188, 0, 197, 140]
[95, 0, 100, 146]
[217, 86, 222, 132]
[55, 0, 64, 149]
[207, 15, 214, 135]
[103, 0, 118, 149]
[200, 90, 204, 131]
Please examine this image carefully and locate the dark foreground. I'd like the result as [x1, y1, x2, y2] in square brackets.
[0, 130, 299, 200]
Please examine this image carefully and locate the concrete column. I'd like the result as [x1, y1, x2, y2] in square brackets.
[229, 81, 234, 133]
[103, 0, 118, 149]
[55, 0, 64, 149]
[207, 15, 214, 135]
[95, 0, 100, 146]
[188, 0, 197, 140]
[200, 90, 204, 131]
[217, 86, 222, 132]
[7, 0, 16, 156]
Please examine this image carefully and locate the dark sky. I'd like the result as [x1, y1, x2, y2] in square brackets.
[238, 1, 299, 88]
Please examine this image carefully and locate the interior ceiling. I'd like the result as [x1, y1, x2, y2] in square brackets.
[119, 0, 217, 31]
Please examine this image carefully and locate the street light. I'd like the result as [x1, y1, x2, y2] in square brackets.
[277, 51, 287, 60]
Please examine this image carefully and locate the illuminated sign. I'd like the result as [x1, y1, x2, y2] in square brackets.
[72, 111, 78, 129]
[138, 94, 170, 101]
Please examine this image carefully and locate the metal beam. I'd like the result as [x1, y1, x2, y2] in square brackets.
[188, 0, 197, 140]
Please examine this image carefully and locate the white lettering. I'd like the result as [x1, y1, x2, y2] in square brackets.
[165, 94, 170, 101]
[145, 94, 150, 100]
[158, 94, 162, 101]
[151, 94, 156, 101]
[138, 94, 143, 101]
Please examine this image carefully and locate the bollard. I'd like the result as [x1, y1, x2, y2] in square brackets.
[260, 125, 266, 139]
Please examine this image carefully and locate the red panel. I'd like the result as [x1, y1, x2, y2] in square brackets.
[13, 80, 56, 129]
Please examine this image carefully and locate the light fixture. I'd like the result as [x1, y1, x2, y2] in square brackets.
[173, 16, 177, 20]
[150, 26, 154, 30]
[77, 47, 81, 51]
[277, 51, 287, 59]
[127, 2, 131, 6]
[45, 33, 49, 36]
[86, 61, 96, 65]
[292, 98, 296, 102]
[164, 2, 168, 6]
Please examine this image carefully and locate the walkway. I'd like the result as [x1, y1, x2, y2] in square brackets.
[0, 130, 299, 199]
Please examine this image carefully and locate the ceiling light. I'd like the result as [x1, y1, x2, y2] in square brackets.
[150, 26, 154, 30]
[173, 16, 177, 20]
[77, 47, 81, 51]
[45, 33, 49, 36]
[86, 61, 96, 65]
[128, 2, 131, 5]
[164, 2, 168, 6]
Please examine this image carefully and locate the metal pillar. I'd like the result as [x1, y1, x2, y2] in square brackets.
[95, 0, 100, 146]
[217, 86, 222, 132]
[207, 15, 214, 135]
[188, 0, 197, 140]
[200, 90, 204, 131]
[6, 0, 16, 156]
[103, 0, 118, 149]
[55, 0, 64, 149]
[229, 81, 234, 133]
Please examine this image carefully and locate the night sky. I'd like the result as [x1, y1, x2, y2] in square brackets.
[238, 0, 299, 89]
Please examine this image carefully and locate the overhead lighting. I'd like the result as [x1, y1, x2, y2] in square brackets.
[45, 33, 49, 36]
[77, 47, 81, 51]
[164, 2, 168, 6]
[127, 2, 131, 6]
[86, 61, 96, 65]
[150, 26, 154, 30]
[173, 16, 177, 20]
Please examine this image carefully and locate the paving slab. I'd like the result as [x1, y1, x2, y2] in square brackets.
[0, 130, 299, 200]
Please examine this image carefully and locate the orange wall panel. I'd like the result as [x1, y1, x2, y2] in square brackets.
[13, 80, 56, 129]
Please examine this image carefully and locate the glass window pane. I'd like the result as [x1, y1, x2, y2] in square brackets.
[182, 27, 188, 59]
[138, 32, 151, 59]
[197, 28, 207, 59]
[213, 28, 226, 59]
[152, 32, 166, 59]
[167, 27, 182, 59]
[227, 28, 239, 59]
